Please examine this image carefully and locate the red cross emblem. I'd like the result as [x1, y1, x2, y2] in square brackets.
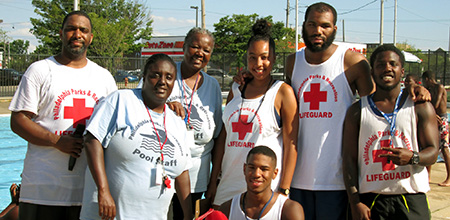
[372, 139, 395, 171]
[231, 115, 253, 140]
[304, 83, 327, 110]
[64, 98, 94, 128]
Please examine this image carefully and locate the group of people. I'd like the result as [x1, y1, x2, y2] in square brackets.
[4, 2, 446, 220]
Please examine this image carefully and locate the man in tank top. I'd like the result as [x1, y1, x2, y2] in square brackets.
[342, 44, 438, 220]
[219, 146, 304, 220]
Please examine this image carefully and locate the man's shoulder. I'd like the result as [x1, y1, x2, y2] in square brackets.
[282, 198, 304, 219]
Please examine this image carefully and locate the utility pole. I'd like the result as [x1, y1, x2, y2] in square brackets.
[342, 19, 345, 42]
[201, 0, 205, 29]
[380, 0, 384, 45]
[286, 0, 290, 28]
[74, 0, 79, 10]
[393, 0, 397, 46]
[190, 6, 199, 27]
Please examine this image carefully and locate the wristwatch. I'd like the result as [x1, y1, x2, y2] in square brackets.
[410, 151, 420, 165]
[278, 187, 290, 196]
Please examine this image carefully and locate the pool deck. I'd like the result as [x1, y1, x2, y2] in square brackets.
[0, 97, 449, 219]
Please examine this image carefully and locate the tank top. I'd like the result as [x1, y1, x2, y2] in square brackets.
[214, 80, 284, 206]
[229, 193, 288, 220]
[291, 45, 354, 190]
[358, 95, 429, 194]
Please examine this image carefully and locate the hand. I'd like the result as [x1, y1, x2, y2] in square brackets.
[233, 70, 253, 85]
[205, 181, 217, 207]
[409, 84, 431, 102]
[379, 147, 413, 165]
[54, 135, 84, 158]
[350, 203, 371, 220]
[98, 189, 116, 220]
[436, 114, 443, 125]
[167, 101, 186, 119]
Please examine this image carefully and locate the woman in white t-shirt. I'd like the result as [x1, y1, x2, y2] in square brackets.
[80, 54, 193, 220]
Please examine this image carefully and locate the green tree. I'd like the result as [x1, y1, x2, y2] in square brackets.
[30, 0, 152, 57]
[212, 14, 296, 74]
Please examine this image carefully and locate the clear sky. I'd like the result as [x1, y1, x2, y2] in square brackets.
[1, 0, 450, 53]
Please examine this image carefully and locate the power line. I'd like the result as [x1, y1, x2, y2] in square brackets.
[339, 0, 378, 15]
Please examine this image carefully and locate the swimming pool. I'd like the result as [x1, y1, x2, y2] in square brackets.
[0, 115, 27, 211]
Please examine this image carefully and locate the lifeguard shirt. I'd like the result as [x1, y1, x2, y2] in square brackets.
[358, 95, 429, 194]
[291, 45, 354, 190]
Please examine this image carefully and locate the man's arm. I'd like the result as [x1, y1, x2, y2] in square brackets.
[342, 102, 371, 220]
[281, 199, 304, 220]
[175, 170, 193, 220]
[344, 51, 375, 97]
[284, 53, 296, 86]
[10, 111, 83, 157]
[415, 101, 439, 165]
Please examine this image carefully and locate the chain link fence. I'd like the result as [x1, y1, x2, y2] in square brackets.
[0, 50, 449, 97]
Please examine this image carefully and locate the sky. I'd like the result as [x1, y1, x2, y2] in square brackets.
[1, 0, 450, 53]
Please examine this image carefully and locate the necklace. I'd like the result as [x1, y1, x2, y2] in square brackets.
[368, 89, 403, 147]
[181, 73, 200, 129]
[238, 78, 273, 125]
[242, 191, 274, 220]
[146, 105, 167, 161]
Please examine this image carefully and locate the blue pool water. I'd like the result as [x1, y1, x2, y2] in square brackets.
[0, 115, 27, 211]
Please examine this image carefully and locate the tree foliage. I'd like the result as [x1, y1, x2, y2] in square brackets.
[211, 14, 296, 74]
[30, 0, 152, 57]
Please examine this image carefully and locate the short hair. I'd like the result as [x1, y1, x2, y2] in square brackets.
[143, 53, 177, 77]
[247, 19, 276, 56]
[183, 27, 215, 51]
[62, 11, 93, 30]
[422, 70, 436, 80]
[305, 2, 337, 25]
[406, 73, 419, 82]
[369, 44, 405, 68]
[246, 146, 277, 167]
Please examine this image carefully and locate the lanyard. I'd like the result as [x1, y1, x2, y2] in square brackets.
[146, 105, 167, 162]
[368, 89, 403, 147]
[243, 191, 274, 220]
[181, 73, 200, 126]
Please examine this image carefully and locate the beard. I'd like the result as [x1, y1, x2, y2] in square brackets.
[63, 40, 88, 56]
[302, 26, 336, 52]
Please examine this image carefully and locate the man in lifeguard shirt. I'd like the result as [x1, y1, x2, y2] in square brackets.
[9, 11, 117, 220]
[342, 44, 439, 220]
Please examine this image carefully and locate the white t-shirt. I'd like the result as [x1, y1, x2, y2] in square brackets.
[229, 193, 288, 220]
[166, 62, 223, 193]
[9, 56, 117, 206]
[214, 81, 283, 206]
[80, 89, 192, 220]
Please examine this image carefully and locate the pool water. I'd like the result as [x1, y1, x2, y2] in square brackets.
[0, 115, 27, 211]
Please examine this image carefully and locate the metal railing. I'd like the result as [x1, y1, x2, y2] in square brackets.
[1, 50, 449, 97]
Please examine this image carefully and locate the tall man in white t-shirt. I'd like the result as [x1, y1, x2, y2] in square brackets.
[342, 44, 438, 220]
[9, 11, 117, 220]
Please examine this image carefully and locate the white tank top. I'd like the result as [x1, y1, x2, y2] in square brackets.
[291, 45, 354, 190]
[358, 95, 429, 194]
[229, 193, 288, 220]
[214, 81, 284, 206]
